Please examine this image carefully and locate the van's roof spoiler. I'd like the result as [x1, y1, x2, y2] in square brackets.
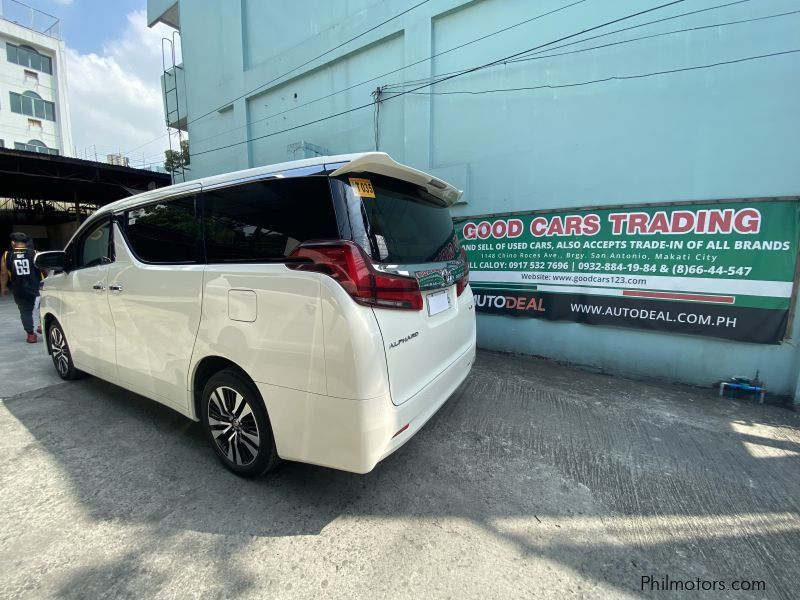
[329, 152, 462, 206]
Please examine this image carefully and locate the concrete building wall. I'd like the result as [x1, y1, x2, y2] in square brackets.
[149, 0, 800, 397]
[0, 12, 72, 157]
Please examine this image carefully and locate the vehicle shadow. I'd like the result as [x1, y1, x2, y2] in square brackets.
[4, 350, 800, 599]
[5, 376, 363, 538]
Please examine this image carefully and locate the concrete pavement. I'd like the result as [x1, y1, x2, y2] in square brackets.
[0, 295, 62, 396]
[1, 297, 799, 599]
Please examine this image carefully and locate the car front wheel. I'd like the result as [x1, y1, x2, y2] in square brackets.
[48, 321, 81, 380]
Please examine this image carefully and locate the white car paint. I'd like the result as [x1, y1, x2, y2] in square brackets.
[107, 223, 205, 413]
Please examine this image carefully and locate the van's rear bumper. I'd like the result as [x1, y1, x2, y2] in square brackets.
[377, 341, 476, 463]
[256, 341, 476, 474]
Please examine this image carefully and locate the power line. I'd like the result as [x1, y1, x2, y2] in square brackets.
[122, 0, 432, 156]
[120, 0, 430, 154]
[399, 49, 800, 95]
[123, 28, 800, 167]
[196, 0, 431, 124]
[178, 0, 590, 152]
[200, 0, 792, 156]
[192, 0, 692, 157]
[121, 133, 172, 158]
[185, 0, 772, 156]
[383, 0, 757, 89]
[125, 0, 765, 160]
[511, 0, 756, 63]
[506, 9, 800, 66]
[382, 6, 799, 89]
[140, 0, 755, 158]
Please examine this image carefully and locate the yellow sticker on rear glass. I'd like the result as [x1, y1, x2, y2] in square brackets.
[349, 177, 376, 198]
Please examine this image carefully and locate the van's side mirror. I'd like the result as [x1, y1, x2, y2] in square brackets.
[35, 251, 66, 272]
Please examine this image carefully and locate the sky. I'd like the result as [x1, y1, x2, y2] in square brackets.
[26, 0, 174, 166]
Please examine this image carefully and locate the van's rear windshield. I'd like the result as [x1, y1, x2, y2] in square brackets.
[334, 174, 459, 264]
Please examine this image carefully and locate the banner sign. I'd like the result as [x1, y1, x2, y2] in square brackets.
[455, 201, 800, 344]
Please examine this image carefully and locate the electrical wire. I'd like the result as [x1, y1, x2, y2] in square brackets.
[382, 0, 757, 90]
[382, 6, 800, 90]
[397, 49, 800, 96]
[122, 0, 432, 156]
[136, 0, 747, 158]
[166, 0, 590, 152]
[195, 0, 431, 125]
[128, 0, 791, 164]
[506, 9, 800, 66]
[509, 0, 757, 63]
[191, 0, 693, 157]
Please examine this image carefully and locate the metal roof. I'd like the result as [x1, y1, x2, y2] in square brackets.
[0, 147, 171, 206]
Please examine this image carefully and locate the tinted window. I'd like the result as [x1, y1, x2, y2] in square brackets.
[124, 196, 201, 263]
[335, 174, 458, 264]
[78, 220, 111, 269]
[202, 177, 337, 262]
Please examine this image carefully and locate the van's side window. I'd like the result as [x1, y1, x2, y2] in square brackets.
[201, 177, 337, 262]
[124, 196, 201, 263]
[77, 219, 112, 269]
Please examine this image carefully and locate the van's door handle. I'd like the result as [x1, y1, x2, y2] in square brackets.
[92, 283, 106, 291]
[109, 284, 123, 293]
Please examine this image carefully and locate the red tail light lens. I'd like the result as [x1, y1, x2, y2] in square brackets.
[456, 246, 470, 296]
[289, 240, 423, 311]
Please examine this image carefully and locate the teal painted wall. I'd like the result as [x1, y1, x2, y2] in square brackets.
[155, 0, 800, 397]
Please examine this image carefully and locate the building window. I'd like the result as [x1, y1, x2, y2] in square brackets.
[0, 139, 4, 148]
[24, 69, 39, 81]
[6, 43, 52, 74]
[28, 118, 42, 128]
[14, 139, 59, 155]
[10, 91, 56, 121]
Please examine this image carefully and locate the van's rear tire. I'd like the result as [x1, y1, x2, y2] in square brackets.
[200, 368, 279, 478]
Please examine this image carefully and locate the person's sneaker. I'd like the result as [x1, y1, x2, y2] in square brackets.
[36, 325, 42, 334]
[26, 333, 37, 343]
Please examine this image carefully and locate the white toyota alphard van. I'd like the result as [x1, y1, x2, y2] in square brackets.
[36, 153, 476, 477]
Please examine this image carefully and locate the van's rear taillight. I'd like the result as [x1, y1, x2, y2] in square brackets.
[456, 246, 470, 296]
[289, 240, 423, 310]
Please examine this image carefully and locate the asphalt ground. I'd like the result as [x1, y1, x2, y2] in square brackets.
[1, 295, 799, 599]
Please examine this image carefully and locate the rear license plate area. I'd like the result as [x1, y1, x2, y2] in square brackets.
[427, 290, 450, 316]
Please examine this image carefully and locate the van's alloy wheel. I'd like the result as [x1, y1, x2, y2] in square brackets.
[48, 322, 80, 380]
[200, 369, 279, 477]
[208, 386, 261, 466]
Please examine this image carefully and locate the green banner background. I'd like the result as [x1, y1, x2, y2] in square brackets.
[455, 200, 799, 343]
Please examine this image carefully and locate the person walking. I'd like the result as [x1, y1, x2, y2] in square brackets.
[27, 236, 43, 335]
[1, 232, 45, 343]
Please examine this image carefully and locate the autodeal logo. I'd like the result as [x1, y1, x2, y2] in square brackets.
[474, 293, 545, 312]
